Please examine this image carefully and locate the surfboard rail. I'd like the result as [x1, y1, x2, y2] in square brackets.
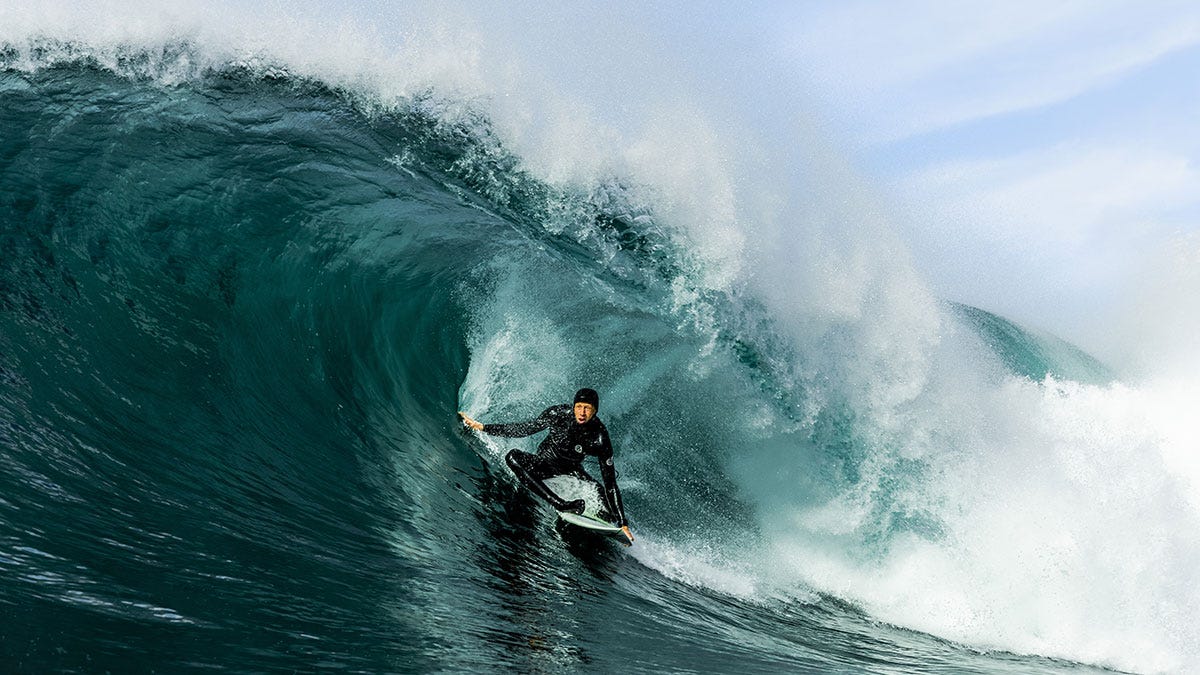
[558, 511, 623, 533]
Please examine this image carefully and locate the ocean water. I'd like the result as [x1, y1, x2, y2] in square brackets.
[2, 6, 1199, 674]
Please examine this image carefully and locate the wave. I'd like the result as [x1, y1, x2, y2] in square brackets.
[2, 11, 1199, 673]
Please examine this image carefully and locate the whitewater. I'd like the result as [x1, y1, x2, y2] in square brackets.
[2, 2, 1198, 673]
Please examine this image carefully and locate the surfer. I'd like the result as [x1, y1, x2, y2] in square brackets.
[459, 388, 634, 543]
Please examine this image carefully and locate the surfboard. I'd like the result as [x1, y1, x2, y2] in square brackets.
[558, 511, 623, 533]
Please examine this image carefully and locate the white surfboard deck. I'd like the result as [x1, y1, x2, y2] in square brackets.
[558, 511, 623, 533]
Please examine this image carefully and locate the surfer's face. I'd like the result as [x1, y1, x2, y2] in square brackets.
[573, 402, 596, 424]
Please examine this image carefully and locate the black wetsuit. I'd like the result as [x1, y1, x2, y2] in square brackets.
[484, 404, 627, 527]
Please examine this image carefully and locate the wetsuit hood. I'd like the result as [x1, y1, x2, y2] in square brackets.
[573, 388, 600, 410]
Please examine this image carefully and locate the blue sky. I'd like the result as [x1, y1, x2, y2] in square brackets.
[773, 1, 1200, 357]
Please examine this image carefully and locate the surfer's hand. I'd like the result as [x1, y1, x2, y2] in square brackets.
[621, 526, 634, 544]
[458, 412, 483, 431]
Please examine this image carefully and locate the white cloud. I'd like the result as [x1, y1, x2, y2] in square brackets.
[787, 0, 1095, 94]
[904, 143, 1199, 251]
[784, 0, 1200, 140]
[892, 140, 1200, 350]
[899, 19, 1200, 140]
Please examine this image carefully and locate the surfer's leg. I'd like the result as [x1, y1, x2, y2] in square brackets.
[568, 468, 613, 519]
[504, 450, 584, 513]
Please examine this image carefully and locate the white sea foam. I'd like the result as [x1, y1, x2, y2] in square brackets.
[759, 371, 1200, 673]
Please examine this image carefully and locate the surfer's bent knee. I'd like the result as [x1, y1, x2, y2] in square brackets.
[504, 449, 524, 471]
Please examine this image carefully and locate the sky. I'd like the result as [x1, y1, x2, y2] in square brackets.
[771, 0, 1200, 363]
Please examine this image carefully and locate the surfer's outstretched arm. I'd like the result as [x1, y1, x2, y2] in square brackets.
[459, 407, 555, 438]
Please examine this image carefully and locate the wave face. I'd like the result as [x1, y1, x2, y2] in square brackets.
[2, 19, 1198, 675]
